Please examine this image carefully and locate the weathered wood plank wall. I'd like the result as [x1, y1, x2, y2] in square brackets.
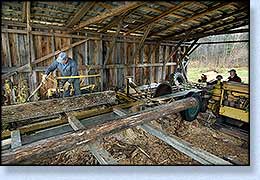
[1, 28, 181, 100]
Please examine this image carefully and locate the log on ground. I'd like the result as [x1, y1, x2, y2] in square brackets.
[2, 91, 116, 125]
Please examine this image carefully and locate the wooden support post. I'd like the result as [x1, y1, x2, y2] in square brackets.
[1, 97, 197, 164]
[130, 24, 153, 82]
[99, 35, 104, 91]
[178, 39, 199, 80]
[84, 33, 89, 86]
[11, 130, 22, 149]
[4, 31, 16, 104]
[161, 45, 166, 81]
[103, 17, 124, 66]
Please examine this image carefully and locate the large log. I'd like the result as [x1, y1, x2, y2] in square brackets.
[1, 97, 197, 164]
[2, 91, 116, 125]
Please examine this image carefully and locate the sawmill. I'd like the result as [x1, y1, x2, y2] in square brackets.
[1, 1, 249, 165]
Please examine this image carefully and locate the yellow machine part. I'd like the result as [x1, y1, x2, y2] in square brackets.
[222, 82, 248, 93]
[219, 106, 248, 123]
[208, 81, 249, 123]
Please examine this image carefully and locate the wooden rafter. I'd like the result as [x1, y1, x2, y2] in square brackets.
[98, 5, 139, 33]
[65, 2, 96, 27]
[71, 2, 144, 32]
[142, 6, 199, 23]
[98, 2, 113, 11]
[149, 2, 235, 37]
[179, 20, 248, 42]
[160, 7, 248, 41]
[174, 15, 248, 41]
[125, 1, 190, 36]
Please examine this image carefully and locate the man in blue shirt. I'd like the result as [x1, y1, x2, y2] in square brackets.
[41, 52, 81, 97]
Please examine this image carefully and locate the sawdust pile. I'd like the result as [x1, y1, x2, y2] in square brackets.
[36, 113, 248, 165]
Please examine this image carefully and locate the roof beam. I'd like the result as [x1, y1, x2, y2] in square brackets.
[149, 2, 235, 37]
[125, 1, 190, 35]
[180, 16, 249, 40]
[177, 20, 249, 41]
[66, 2, 96, 27]
[71, 2, 144, 32]
[160, 7, 248, 40]
[98, 6, 139, 33]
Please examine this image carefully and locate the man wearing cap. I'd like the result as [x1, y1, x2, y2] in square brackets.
[227, 69, 242, 83]
[41, 52, 81, 97]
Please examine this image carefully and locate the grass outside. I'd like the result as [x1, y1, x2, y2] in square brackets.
[187, 67, 249, 84]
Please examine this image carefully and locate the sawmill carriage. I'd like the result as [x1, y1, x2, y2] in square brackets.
[1, 1, 249, 165]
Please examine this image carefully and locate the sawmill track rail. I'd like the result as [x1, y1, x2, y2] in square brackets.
[2, 96, 232, 165]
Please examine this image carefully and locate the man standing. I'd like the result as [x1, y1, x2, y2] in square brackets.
[227, 69, 242, 83]
[41, 52, 81, 97]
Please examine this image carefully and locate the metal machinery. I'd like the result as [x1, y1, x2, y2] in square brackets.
[207, 81, 249, 125]
[123, 76, 206, 122]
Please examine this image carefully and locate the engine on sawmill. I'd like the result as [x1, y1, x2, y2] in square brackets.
[207, 81, 249, 126]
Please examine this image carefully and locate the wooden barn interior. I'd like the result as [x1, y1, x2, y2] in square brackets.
[1, 1, 249, 165]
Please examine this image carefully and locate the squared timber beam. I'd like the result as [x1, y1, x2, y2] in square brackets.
[66, 2, 96, 28]
[71, 2, 144, 32]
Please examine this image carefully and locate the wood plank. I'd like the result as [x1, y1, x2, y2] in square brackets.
[111, 107, 231, 165]
[66, 2, 96, 27]
[67, 113, 85, 130]
[2, 91, 116, 125]
[1, 97, 197, 164]
[72, 2, 144, 32]
[140, 124, 232, 165]
[11, 130, 22, 149]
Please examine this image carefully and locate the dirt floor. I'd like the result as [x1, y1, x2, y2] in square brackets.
[36, 112, 249, 165]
